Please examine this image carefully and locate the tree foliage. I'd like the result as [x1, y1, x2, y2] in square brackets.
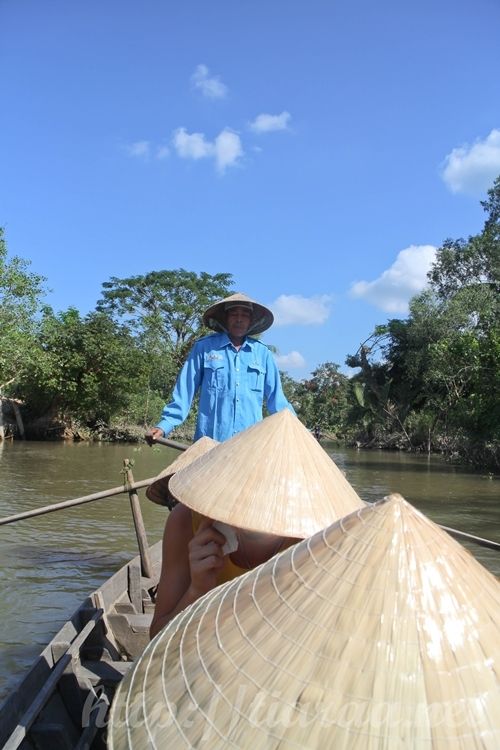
[20, 308, 143, 426]
[429, 176, 500, 299]
[293, 362, 351, 436]
[0, 228, 46, 392]
[345, 176, 500, 467]
[96, 269, 233, 370]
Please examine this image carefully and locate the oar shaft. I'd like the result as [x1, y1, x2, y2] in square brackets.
[439, 524, 500, 551]
[0, 477, 156, 527]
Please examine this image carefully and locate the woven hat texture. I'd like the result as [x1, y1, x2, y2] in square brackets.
[203, 292, 274, 336]
[109, 493, 500, 748]
[168, 409, 365, 537]
[146, 436, 219, 508]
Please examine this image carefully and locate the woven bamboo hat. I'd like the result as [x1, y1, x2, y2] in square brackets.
[168, 409, 365, 538]
[203, 292, 274, 336]
[145, 436, 219, 509]
[109, 493, 500, 749]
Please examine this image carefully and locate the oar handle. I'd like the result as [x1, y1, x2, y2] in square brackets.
[153, 436, 190, 452]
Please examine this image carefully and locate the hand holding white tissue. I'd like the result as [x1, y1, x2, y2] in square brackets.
[212, 521, 238, 555]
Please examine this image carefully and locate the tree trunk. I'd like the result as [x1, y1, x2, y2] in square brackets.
[11, 400, 25, 439]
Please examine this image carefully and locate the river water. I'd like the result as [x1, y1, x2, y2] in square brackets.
[0, 440, 498, 703]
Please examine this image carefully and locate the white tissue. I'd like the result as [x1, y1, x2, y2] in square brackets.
[213, 521, 239, 555]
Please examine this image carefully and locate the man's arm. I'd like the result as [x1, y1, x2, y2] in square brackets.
[263, 348, 296, 415]
[153, 342, 204, 438]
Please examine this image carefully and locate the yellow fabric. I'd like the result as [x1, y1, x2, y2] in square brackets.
[191, 511, 248, 584]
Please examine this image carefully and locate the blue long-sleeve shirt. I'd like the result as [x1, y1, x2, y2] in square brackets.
[157, 332, 295, 442]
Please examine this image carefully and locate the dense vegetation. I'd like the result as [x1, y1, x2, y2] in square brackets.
[1, 178, 498, 471]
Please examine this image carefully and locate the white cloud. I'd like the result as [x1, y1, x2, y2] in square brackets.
[249, 111, 291, 133]
[191, 64, 228, 99]
[172, 127, 242, 172]
[441, 129, 500, 194]
[271, 294, 333, 326]
[126, 141, 150, 158]
[350, 244, 437, 313]
[274, 350, 306, 370]
[172, 127, 213, 160]
[214, 129, 243, 172]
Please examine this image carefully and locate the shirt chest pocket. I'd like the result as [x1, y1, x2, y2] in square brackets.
[247, 362, 265, 392]
[204, 359, 227, 392]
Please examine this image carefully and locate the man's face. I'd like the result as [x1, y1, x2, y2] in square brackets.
[226, 306, 252, 341]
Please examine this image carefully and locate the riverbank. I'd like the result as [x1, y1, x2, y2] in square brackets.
[2, 410, 498, 475]
[0, 414, 193, 445]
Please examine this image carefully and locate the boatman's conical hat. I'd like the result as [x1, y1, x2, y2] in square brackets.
[145, 436, 219, 508]
[203, 292, 274, 336]
[168, 409, 364, 538]
[109, 494, 500, 749]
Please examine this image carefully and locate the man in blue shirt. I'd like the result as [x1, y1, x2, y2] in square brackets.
[146, 293, 296, 634]
[145, 292, 294, 444]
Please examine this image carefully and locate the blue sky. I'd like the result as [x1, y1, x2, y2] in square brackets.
[1, 0, 499, 380]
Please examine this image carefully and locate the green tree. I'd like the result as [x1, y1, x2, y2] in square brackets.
[0, 229, 46, 393]
[294, 362, 351, 436]
[21, 308, 143, 427]
[423, 285, 499, 441]
[96, 269, 233, 371]
[346, 338, 406, 445]
[345, 175, 500, 466]
[429, 175, 500, 299]
[421, 177, 499, 455]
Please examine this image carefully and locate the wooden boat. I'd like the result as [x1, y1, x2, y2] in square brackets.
[0, 541, 163, 750]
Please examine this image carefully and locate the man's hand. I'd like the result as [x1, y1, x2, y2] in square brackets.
[145, 427, 165, 446]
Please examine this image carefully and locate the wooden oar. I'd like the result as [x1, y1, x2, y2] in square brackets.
[439, 524, 500, 552]
[153, 436, 190, 451]
[0, 477, 156, 526]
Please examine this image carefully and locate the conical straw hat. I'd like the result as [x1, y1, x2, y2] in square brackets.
[145, 436, 219, 508]
[109, 494, 500, 749]
[168, 409, 364, 537]
[203, 292, 274, 335]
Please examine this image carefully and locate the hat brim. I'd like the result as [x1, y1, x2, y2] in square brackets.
[146, 437, 219, 508]
[203, 293, 274, 336]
